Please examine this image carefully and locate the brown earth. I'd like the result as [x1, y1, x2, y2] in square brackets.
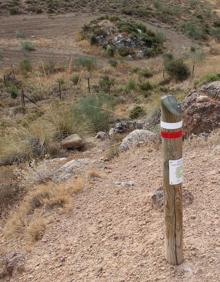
[0, 133, 219, 281]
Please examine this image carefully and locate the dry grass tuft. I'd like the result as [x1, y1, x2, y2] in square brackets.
[26, 217, 46, 242]
[4, 178, 84, 242]
[88, 170, 102, 179]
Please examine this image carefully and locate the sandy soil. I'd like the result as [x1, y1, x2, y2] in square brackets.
[1, 136, 219, 282]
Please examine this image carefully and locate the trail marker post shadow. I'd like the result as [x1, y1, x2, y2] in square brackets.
[161, 95, 184, 265]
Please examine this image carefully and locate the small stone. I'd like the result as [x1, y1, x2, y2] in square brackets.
[96, 131, 108, 140]
[115, 181, 135, 188]
[61, 134, 84, 150]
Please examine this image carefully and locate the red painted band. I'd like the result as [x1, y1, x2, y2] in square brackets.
[160, 131, 183, 139]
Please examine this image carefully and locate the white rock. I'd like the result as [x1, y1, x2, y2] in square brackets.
[52, 158, 91, 182]
[119, 129, 158, 152]
[61, 134, 84, 149]
[95, 131, 108, 140]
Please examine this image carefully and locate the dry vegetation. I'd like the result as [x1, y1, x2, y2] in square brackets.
[3, 177, 84, 243]
[1, 40, 220, 166]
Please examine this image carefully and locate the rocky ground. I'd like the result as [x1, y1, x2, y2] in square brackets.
[0, 130, 219, 281]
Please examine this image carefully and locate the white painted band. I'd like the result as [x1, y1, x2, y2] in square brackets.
[161, 121, 183, 130]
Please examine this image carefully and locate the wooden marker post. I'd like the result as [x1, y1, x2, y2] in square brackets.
[161, 95, 183, 265]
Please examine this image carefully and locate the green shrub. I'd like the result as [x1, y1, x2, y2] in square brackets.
[164, 57, 191, 82]
[126, 79, 137, 92]
[19, 59, 32, 75]
[21, 41, 35, 52]
[16, 31, 25, 39]
[74, 56, 96, 72]
[197, 73, 220, 86]
[99, 75, 115, 93]
[182, 21, 207, 40]
[129, 106, 145, 119]
[71, 74, 79, 85]
[139, 81, 153, 92]
[72, 93, 114, 133]
[47, 0, 57, 13]
[90, 35, 98, 45]
[8, 85, 19, 99]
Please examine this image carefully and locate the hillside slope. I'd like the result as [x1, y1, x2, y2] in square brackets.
[1, 0, 219, 40]
[1, 132, 219, 281]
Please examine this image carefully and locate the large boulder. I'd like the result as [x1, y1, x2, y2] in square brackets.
[61, 134, 84, 150]
[119, 129, 158, 152]
[182, 81, 220, 136]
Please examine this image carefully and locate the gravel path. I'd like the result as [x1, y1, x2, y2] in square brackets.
[3, 137, 219, 282]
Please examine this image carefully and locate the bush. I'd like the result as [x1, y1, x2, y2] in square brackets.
[196, 73, 220, 86]
[164, 57, 191, 82]
[71, 74, 79, 85]
[72, 93, 114, 133]
[139, 81, 153, 92]
[90, 35, 98, 45]
[129, 106, 145, 119]
[19, 59, 32, 75]
[21, 41, 35, 52]
[40, 60, 56, 75]
[126, 79, 137, 92]
[49, 105, 79, 139]
[182, 21, 207, 40]
[8, 85, 19, 99]
[16, 31, 25, 39]
[74, 56, 96, 72]
[98, 75, 115, 93]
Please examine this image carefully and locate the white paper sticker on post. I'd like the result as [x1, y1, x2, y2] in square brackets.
[169, 158, 183, 185]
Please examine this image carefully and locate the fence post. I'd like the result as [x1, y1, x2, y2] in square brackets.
[21, 88, 25, 113]
[161, 95, 183, 265]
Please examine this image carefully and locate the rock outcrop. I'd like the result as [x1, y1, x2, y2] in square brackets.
[182, 81, 220, 136]
[82, 17, 164, 59]
[119, 129, 158, 152]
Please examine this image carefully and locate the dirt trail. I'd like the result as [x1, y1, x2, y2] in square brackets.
[2, 137, 219, 282]
[0, 13, 95, 67]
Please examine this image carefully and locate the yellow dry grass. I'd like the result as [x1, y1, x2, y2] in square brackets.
[88, 169, 102, 179]
[4, 178, 84, 242]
